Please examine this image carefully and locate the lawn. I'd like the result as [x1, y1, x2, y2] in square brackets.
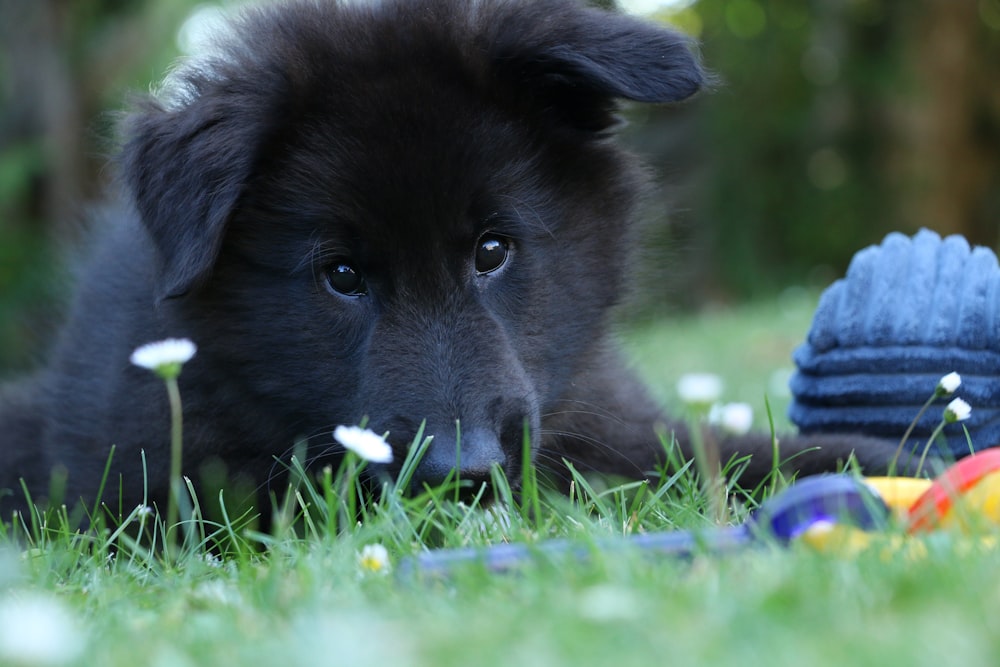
[2, 293, 999, 667]
[622, 286, 817, 432]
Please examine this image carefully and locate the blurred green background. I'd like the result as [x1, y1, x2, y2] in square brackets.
[1, 0, 999, 374]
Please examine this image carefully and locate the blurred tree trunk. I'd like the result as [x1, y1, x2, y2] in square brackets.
[1, 0, 86, 240]
[0, 0, 188, 372]
[1, 0, 186, 241]
[896, 0, 1000, 242]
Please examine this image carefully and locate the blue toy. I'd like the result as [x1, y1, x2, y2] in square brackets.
[399, 451, 1000, 576]
[789, 228, 1000, 458]
[398, 475, 889, 576]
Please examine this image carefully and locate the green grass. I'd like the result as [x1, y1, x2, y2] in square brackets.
[622, 287, 818, 432]
[3, 294, 1000, 667]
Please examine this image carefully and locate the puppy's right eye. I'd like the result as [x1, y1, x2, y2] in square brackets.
[475, 233, 510, 275]
[324, 262, 367, 296]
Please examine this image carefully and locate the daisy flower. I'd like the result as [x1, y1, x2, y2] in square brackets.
[130, 338, 197, 379]
[676, 373, 724, 406]
[0, 594, 85, 666]
[708, 402, 754, 436]
[333, 425, 394, 463]
[936, 372, 961, 396]
[944, 398, 972, 423]
[357, 543, 391, 575]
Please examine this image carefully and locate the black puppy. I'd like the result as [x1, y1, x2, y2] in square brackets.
[0, 0, 902, 518]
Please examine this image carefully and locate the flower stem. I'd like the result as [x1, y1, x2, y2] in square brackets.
[890, 392, 938, 475]
[688, 420, 727, 524]
[165, 376, 184, 547]
[915, 419, 947, 478]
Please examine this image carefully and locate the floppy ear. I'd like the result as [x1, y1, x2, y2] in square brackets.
[120, 89, 270, 299]
[486, 1, 706, 130]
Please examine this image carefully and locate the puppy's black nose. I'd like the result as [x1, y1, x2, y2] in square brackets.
[411, 427, 506, 490]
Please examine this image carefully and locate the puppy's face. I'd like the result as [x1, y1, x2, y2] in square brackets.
[191, 72, 637, 485]
[121, 0, 704, 486]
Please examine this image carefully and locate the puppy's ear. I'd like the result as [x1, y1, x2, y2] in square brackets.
[120, 91, 267, 299]
[487, 1, 706, 130]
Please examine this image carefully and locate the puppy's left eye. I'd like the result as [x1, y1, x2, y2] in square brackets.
[324, 262, 368, 296]
[475, 234, 510, 275]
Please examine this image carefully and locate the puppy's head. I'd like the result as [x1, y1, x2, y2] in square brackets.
[120, 0, 705, 489]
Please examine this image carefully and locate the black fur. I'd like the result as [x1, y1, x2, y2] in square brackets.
[0, 0, 904, 518]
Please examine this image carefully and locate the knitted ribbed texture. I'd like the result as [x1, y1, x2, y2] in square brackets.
[789, 229, 1000, 458]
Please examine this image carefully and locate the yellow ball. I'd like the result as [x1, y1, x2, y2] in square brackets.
[937, 470, 1000, 530]
[863, 477, 931, 519]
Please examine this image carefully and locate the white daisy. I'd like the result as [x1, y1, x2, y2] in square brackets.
[708, 402, 754, 436]
[0, 594, 85, 666]
[577, 584, 640, 621]
[357, 543, 391, 575]
[130, 338, 197, 379]
[676, 372, 724, 406]
[937, 372, 962, 395]
[944, 398, 972, 423]
[333, 425, 393, 463]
